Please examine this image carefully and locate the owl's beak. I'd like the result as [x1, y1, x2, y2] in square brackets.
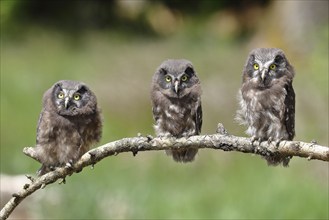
[260, 69, 267, 81]
[174, 80, 179, 94]
[64, 97, 70, 109]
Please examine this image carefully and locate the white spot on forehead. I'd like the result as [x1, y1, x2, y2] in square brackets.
[61, 88, 76, 97]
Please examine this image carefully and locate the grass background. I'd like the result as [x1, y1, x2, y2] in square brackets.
[1, 1, 328, 219]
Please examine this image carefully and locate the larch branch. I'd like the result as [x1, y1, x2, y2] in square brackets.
[1, 124, 328, 220]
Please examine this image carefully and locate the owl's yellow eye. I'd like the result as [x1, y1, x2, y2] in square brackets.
[253, 63, 259, 70]
[270, 64, 276, 70]
[73, 93, 81, 101]
[57, 92, 64, 99]
[165, 75, 171, 82]
[181, 74, 188, 82]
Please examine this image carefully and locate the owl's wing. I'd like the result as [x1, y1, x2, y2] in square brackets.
[152, 106, 160, 122]
[195, 103, 202, 135]
[36, 109, 46, 145]
[284, 81, 295, 140]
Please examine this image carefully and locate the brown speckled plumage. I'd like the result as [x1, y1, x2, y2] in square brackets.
[34, 80, 102, 175]
[236, 48, 295, 167]
[151, 59, 202, 162]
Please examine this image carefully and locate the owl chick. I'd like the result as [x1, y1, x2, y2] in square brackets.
[151, 59, 202, 162]
[236, 48, 295, 167]
[33, 80, 102, 175]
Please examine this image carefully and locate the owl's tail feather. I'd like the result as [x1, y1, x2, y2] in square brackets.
[166, 149, 198, 163]
[263, 155, 292, 167]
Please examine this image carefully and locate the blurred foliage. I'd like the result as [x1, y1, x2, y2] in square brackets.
[1, 0, 328, 219]
[1, 0, 269, 39]
[154, 0, 270, 15]
[1, 0, 151, 36]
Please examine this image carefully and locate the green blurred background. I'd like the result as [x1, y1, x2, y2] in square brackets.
[1, 0, 328, 219]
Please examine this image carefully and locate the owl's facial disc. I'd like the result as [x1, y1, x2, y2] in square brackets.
[249, 52, 286, 86]
[251, 58, 281, 87]
[165, 75, 180, 96]
[63, 91, 82, 109]
[157, 65, 197, 99]
[55, 85, 88, 115]
[171, 73, 190, 97]
[56, 89, 77, 110]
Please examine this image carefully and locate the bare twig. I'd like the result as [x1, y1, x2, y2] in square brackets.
[1, 124, 328, 219]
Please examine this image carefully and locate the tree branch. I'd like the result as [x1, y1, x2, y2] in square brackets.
[1, 124, 328, 219]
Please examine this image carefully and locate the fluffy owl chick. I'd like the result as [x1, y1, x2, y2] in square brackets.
[236, 48, 295, 167]
[151, 59, 202, 163]
[34, 80, 102, 175]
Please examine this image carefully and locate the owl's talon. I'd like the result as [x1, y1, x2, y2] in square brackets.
[49, 165, 56, 172]
[65, 160, 74, 171]
[65, 161, 73, 169]
[146, 135, 154, 141]
[251, 136, 260, 145]
[275, 138, 282, 148]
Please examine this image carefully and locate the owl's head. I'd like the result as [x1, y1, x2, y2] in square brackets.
[243, 48, 294, 88]
[152, 59, 201, 99]
[48, 80, 97, 116]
